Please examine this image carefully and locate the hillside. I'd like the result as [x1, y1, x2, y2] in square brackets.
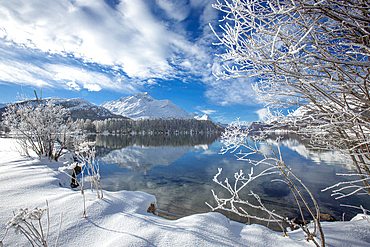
[0, 97, 124, 121]
[101, 92, 197, 120]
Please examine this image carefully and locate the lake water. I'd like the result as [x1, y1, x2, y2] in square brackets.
[94, 133, 370, 226]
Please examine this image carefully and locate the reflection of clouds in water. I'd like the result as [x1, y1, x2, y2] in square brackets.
[194, 144, 209, 150]
[100, 163, 217, 216]
[278, 139, 353, 169]
[100, 146, 194, 173]
[310, 151, 352, 167]
[100, 144, 210, 174]
[259, 143, 273, 156]
[98, 134, 370, 222]
[201, 149, 217, 155]
[99, 137, 370, 221]
[279, 139, 310, 158]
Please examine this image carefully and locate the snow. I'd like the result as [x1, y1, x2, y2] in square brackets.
[1, 97, 118, 119]
[194, 114, 213, 121]
[1, 137, 370, 246]
[43, 97, 68, 104]
[101, 92, 200, 120]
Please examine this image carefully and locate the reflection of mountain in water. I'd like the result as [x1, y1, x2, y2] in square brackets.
[254, 133, 353, 169]
[100, 145, 206, 174]
[279, 138, 352, 167]
[96, 134, 217, 173]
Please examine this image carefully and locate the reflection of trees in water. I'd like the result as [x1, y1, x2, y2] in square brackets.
[94, 133, 221, 149]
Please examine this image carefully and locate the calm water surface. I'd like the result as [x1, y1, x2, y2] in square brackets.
[94, 133, 370, 225]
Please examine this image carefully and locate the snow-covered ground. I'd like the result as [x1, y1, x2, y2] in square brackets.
[0, 138, 369, 246]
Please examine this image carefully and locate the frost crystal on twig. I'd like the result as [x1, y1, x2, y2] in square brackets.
[206, 120, 324, 246]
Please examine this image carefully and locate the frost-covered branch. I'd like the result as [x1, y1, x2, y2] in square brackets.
[2, 94, 76, 161]
[62, 141, 103, 217]
[322, 173, 370, 199]
[207, 120, 324, 246]
[75, 142, 103, 199]
[210, 0, 370, 218]
[1, 203, 48, 247]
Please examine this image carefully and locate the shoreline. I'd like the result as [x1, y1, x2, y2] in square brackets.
[1, 137, 369, 246]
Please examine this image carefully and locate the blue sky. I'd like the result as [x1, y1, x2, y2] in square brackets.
[0, 0, 265, 123]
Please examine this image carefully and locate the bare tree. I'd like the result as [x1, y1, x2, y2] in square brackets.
[210, 0, 370, 199]
[2, 94, 74, 161]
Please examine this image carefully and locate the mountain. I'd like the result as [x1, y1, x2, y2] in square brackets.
[0, 97, 124, 121]
[59, 98, 125, 120]
[0, 93, 219, 123]
[101, 92, 197, 120]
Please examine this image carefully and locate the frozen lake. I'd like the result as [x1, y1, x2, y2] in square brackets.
[94, 133, 370, 225]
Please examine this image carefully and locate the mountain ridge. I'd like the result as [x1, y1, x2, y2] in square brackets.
[0, 97, 124, 121]
[101, 92, 202, 120]
[0, 92, 217, 123]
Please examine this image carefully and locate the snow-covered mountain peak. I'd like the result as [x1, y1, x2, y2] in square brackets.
[101, 92, 196, 120]
[135, 92, 154, 100]
[195, 114, 212, 121]
[43, 97, 67, 104]
[117, 92, 154, 104]
[44, 97, 91, 106]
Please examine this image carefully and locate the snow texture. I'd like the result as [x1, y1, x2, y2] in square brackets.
[101, 92, 198, 120]
[0, 138, 370, 246]
[59, 98, 122, 119]
[194, 114, 213, 121]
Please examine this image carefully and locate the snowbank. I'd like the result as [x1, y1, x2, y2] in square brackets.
[0, 138, 369, 246]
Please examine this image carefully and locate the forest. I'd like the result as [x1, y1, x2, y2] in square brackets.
[76, 117, 223, 135]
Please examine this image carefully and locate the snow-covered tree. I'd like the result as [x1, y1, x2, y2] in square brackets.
[211, 0, 370, 198]
[2, 97, 74, 161]
[208, 1, 370, 246]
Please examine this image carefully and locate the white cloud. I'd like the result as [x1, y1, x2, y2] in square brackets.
[67, 81, 81, 91]
[0, 62, 50, 88]
[0, 0, 205, 80]
[0, 0, 259, 107]
[204, 76, 259, 106]
[180, 60, 192, 69]
[255, 108, 269, 122]
[146, 79, 158, 86]
[49, 64, 116, 91]
[201, 109, 216, 115]
[198, 0, 219, 27]
[156, 0, 191, 21]
[0, 41, 139, 94]
[195, 106, 216, 115]
[136, 79, 158, 86]
[83, 84, 102, 92]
